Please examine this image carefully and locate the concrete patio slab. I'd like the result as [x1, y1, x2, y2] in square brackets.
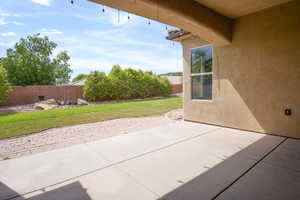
[216, 161, 300, 200]
[14, 166, 158, 200]
[86, 121, 219, 162]
[191, 128, 285, 161]
[116, 128, 284, 198]
[262, 138, 300, 172]
[0, 144, 110, 200]
[116, 138, 225, 196]
[0, 121, 297, 200]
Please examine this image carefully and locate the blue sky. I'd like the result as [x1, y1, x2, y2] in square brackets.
[0, 0, 182, 78]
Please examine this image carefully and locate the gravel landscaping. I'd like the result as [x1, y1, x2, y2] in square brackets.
[0, 109, 183, 160]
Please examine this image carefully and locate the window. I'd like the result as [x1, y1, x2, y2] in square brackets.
[191, 45, 213, 100]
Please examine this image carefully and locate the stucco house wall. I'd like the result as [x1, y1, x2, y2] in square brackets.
[182, 1, 300, 138]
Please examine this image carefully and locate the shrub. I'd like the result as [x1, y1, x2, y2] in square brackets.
[109, 65, 131, 99]
[83, 66, 172, 101]
[83, 71, 111, 101]
[0, 65, 11, 104]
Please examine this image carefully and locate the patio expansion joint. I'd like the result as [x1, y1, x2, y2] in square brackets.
[7, 127, 222, 200]
[90, 126, 223, 163]
[114, 165, 162, 198]
[211, 137, 288, 200]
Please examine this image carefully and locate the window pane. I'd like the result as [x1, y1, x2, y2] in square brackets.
[191, 75, 212, 100]
[191, 45, 213, 73]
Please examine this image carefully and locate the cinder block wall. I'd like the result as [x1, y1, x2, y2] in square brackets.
[1, 84, 182, 106]
[171, 84, 183, 94]
[2, 86, 84, 106]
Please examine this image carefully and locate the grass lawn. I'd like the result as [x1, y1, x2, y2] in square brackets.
[0, 97, 182, 140]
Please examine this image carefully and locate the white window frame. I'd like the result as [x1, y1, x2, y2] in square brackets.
[190, 44, 213, 101]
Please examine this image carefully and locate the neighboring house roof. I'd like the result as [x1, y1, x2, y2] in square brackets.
[166, 29, 191, 41]
[160, 75, 183, 85]
[72, 79, 86, 86]
[159, 72, 183, 76]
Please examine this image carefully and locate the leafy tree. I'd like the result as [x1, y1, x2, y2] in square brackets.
[53, 51, 73, 85]
[72, 74, 88, 83]
[0, 34, 72, 85]
[0, 64, 11, 104]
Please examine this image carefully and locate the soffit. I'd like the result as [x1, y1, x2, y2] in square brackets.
[194, 0, 293, 18]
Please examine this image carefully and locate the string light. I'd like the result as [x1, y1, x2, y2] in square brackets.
[70, 0, 172, 37]
[156, 0, 159, 21]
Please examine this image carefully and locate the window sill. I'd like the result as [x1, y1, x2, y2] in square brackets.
[191, 99, 213, 102]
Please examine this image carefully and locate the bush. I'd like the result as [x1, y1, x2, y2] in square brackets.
[0, 65, 11, 104]
[83, 66, 172, 101]
[109, 65, 132, 99]
[83, 71, 111, 101]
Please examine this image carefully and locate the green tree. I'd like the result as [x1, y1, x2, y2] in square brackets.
[0, 64, 11, 104]
[53, 51, 73, 85]
[0, 34, 72, 85]
[72, 74, 88, 83]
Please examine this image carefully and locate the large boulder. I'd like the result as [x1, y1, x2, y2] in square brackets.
[77, 98, 89, 105]
[34, 99, 59, 110]
[165, 109, 183, 120]
[0, 156, 8, 161]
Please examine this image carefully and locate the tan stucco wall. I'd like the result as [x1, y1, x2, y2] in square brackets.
[182, 1, 300, 138]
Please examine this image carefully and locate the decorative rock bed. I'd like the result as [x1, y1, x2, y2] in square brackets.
[0, 98, 89, 114]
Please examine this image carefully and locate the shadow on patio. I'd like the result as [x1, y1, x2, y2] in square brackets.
[0, 181, 92, 200]
[159, 135, 300, 200]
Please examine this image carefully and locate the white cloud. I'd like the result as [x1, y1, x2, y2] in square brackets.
[70, 58, 115, 72]
[40, 28, 63, 36]
[0, 41, 14, 47]
[84, 29, 163, 48]
[49, 29, 182, 75]
[69, 56, 182, 75]
[0, 17, 24, 26]
[0, 18, 6, 25]
[31, 0, 52, 6]
[0, 12, 23, 18]
[0, 32, 16, 37]
[79, 8, 138, 27]
[11, 21, 24, 25]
